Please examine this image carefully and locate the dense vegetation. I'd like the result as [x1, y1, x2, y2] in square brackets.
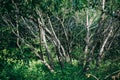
[0, 0, 120, 80]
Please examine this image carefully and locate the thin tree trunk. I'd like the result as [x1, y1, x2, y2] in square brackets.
[48, 16, 66, 58]
[97, 26, 113, 66]
[83, 9, 91, 71]
[37, 15, 54, 69]
[102, 0, 106, 11]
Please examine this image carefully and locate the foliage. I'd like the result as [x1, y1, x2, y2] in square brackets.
[0, 0, 120, 80]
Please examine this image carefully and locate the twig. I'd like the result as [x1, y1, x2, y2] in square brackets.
[104, 70, 120, 79]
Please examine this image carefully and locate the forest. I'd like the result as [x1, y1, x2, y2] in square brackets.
[0, 0, 120, 80]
